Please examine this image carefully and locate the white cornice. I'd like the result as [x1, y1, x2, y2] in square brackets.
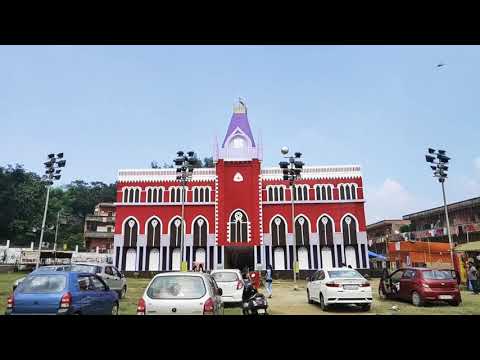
[118, 168, 217, 183]
[261, 165, 362, 180]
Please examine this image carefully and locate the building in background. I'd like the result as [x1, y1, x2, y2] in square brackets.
[366, 219, 410, 269]
[84, 203, 116, 253]
[403, 196, 480, 245]
[113, 101, 369, 273]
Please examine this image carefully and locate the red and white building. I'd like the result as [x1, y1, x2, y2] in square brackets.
[113, 101, 368, 273]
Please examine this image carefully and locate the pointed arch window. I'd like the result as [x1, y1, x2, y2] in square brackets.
[193, 217, 208, 247]
[229, 210, 249, 243]
[351, 184, 357, 200]
[339, 185, 346, 200]
[295, 216, 310, 246]
[271, 216, 287, 247]
[169, 217, 184, 247]
[294, 185, 308, 201]
[123, 218, 138, 247]
[327, 186, 333, 200]
[123, 187, 141, 203]
[346, 185, 351, 200]
[318, 216, 334, 245]
[147, 218, 161, 247]
[342, 215, 358, 245]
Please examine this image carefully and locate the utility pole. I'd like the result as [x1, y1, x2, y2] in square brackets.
[36, 153, 67, 269]
[279, 147, 304, 291]
[174, 150, 198, 272]
[425, 148, 454, 268]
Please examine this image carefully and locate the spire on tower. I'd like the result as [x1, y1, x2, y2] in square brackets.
[233, 97, 247, 114]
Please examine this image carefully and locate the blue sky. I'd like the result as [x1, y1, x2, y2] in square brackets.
[1, 45, 480, 223]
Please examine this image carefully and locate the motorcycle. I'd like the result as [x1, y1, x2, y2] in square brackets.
[242, 277, 268, 315]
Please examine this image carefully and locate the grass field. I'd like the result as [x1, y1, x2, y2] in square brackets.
[1, 272, 479, 315]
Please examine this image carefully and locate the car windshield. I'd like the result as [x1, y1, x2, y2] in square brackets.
[147, 276, 206, 299]
[328, 270, 363, 279]
[36, 266, 59, 272]
[422, 270, 454, 280]
[17, 275, 67, 293]
[212, 272, 238, 282]
[70, 265, 97, 273]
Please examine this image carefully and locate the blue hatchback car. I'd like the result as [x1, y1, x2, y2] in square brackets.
[6, 271, 119, 315]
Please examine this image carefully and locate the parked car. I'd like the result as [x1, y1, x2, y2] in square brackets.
[137, 272, 224, 315]
[210, 269, 244, 305]
[6, 271, 119, 315]
[306, 268, 372, 311]
[70, 263, 127, 298]
[12, 265, 72, 291]
[379, 267, 461, 306]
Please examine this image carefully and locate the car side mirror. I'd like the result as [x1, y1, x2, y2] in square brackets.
[217, 288, 223, 296]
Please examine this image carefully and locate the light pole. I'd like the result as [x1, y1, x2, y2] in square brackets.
[174, 150, 198, 272]
[36, 153, 66, 269]
[425, 148, 454, 268]
[279, 147, 304, 290]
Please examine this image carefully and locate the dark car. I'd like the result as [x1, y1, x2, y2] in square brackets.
[379, 267, 461, 307]
[6, 271, 119, 315]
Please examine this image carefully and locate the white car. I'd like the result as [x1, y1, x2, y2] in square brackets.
[210, 269, 244, 304]
[137, 272, 224, 315]
[306, 268, 372, 311]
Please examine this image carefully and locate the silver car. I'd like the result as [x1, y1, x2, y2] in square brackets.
[137, 272, 224, 315]
[70, 263, 128, 298]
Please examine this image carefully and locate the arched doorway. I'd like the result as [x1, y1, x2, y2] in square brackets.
[321, 247, 333, 269]
[345, 246, 357, 268]
[125, 249, 137, 271]
[274, 248, 285, 270]
[195, 248, 206, 266]
[171, 248, 181, 271]
[148, 249, 160, 271]
[298, 247, 309, 269]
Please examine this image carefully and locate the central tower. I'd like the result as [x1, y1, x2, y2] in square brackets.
[215, 100, 263, 269]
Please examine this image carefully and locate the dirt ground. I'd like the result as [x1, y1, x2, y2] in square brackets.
[2, 273, 479, 315]
[260, 278, 480, 315]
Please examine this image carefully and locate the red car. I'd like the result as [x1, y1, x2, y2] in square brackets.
[379, 267, 461, 307]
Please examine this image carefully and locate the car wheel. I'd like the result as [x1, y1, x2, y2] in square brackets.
[361, 304, 371, 311]
[120, 286, 127, 299]
[411, 291, 423, 307]
[307, 290, 314, 304]
[319, 293, 328, 311]
[112, 302, 119, 315]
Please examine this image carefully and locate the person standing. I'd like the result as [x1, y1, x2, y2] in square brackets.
[467, 262, 479, 294]
[265, 264, 273, 298]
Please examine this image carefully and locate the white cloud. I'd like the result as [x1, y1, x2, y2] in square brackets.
[365, 178, 418, 224]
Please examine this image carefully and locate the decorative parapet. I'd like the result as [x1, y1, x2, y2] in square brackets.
[118, 168, 217, 183]
[261, 165, 362, 180]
